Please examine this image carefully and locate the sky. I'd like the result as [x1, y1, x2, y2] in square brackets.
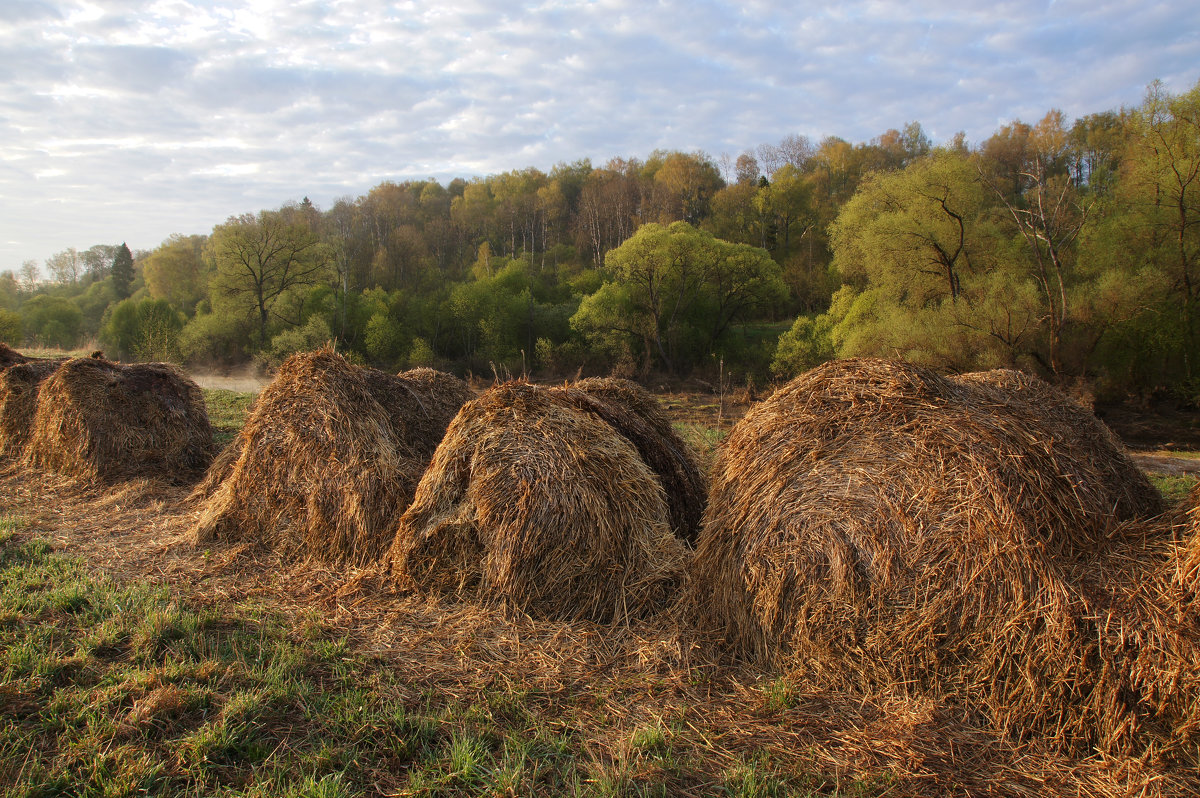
[2, 0, 1198, 273]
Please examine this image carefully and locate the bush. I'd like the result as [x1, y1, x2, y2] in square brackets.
[20, 295, 83, 349]
[100, 298, 183, 361]
[178, 311, 253, 367]
[266, 316, 333, 367]
[0, 308, 21, 345]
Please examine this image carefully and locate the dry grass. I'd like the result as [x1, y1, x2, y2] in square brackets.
[552, 377, 707, 544]
[388, 381, 689, 623]
[688, 358, 1192, 759]
[0, 358, 62, 459]
[21, 356, 214, 484]
[189, 348, 472, 566]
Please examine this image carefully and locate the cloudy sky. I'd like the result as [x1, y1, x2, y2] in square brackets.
[2, 0, 1198, 272]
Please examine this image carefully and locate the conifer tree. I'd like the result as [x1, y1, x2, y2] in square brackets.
[112, 242, 134, 299]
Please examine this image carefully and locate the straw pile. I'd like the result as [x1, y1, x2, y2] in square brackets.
[547, 377, 705, 543]
[689, 358, 1187, 754]
[190, 349, 472, 566]
[0, 342, 29, 369]
[23, 357, 214, 484]
[0, 358, 62, 458]
[388, 381, 689, 622]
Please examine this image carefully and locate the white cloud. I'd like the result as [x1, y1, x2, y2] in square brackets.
[1, 0, 1198, 267]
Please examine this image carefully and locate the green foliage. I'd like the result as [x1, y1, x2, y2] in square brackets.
[267, 316, 333, 367]
[207, 210, 331, 346]
[178, 309, 253, 366]
[0, 307, 21, 344]
[20, 294, 83, 349]
[111, 242, 135, 300]
[407, 336, 435, 368]
[771, 312, 837, 377]
[100, 297, 184, 361]
[573, 221, 785, 374]
[142, 234, 209, 316]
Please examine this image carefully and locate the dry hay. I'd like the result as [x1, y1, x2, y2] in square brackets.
[547, 376, 706, 544]
[190, 349, 472, 566]
[22, 357, 214, 484]
[388, 381, 689, 623]
[0, 358, 62, 458]
[687, 357, 1194, 755]
[0, 342, 29, 369]
[954, 367, 1163, 517]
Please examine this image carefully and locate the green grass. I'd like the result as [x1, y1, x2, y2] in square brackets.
[1150, 473, 1199, 504]
[0, 517, 878, 797]
[203, 389, 257, 448]
[675, 422, 727, 476]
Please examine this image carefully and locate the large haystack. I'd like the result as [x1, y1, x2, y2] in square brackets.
[190, 349, 472, 566]
[388, 382, 689, 623]
[0, 342, 29, 369]
[23, 357, 214, 483]
[548, 377, 706, 544]
[689, 357, 1184, 754]
[0, 358, 62, 458]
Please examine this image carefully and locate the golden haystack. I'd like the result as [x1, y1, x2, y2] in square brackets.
[388, 381, 689, 623]
[0, 342, 29, 369]
[0, 358, 62, 458]
[23, 357, 214, 484]
[548, 377, 706, 544]
[688, 357, 1188, 754]
[190, 349, 472, 566]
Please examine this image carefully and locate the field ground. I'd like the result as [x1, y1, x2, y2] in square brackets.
[1, 380, 1199, 796]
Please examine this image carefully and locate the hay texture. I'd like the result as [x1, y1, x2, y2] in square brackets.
[23, 357, 214, 484]
[689, 358, 1183, 754]
[0, 358, 62, 458]
[190, 350, 472, 566]
[0, 342, 30, 369]
[548, 377, 706, 544]
[388, 382, 688, 623]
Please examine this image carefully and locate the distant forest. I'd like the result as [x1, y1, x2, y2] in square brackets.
[2, 78, 1197, 400]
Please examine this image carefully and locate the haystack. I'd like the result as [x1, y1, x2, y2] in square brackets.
[547, 377, 706, 544]
[689, 357, 1183, 754]
[388, 382, 688, 623]
[0, 358, 62, 458]
[190, 349, 472, 566]
[23, 357, 214, 483]
[0, 342, 29, 369]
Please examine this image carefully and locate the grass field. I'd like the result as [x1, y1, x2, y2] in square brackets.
[1, 384, 1198, 796]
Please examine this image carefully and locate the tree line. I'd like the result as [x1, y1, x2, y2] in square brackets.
[1, 79, 1196, 399]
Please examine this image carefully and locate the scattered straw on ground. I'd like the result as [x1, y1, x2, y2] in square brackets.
[22, 357, 214, 484]
[688, 358, 1191, 759]
[388, 381, 689, 623]
[189, 348, 472, 566]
